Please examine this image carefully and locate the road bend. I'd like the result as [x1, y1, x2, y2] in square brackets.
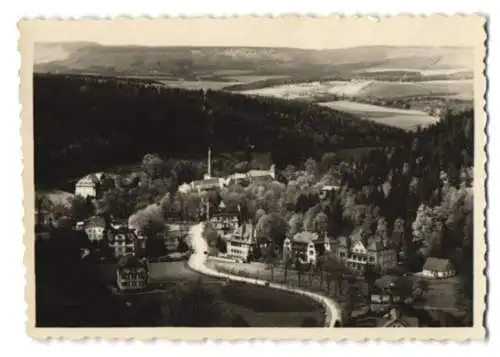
[187, 222, 343, 327]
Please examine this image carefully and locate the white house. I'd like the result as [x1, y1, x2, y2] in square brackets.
[190, 177, 225, 193]
[246, 164, 276, 182]
[421, 257, 456, 279]
[177, 182, 192, 194]
[75, 172, 103, 198]
[224, 173, 248, 186]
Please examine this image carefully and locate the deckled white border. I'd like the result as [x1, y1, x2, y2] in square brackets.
[14, 11, 488, 339]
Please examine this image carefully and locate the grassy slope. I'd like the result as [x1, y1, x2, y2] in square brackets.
[99, 261, 324, 327]
[318, 100, 438, 130]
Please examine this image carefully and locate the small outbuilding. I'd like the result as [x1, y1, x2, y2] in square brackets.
[421, 257, 456, 279]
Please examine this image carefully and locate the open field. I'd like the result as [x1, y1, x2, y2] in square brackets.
[95, 261, 325, 327]
[240, 79, 473, 101]
[318, 100, 439, 130]
[148, 261, 201, 282]
[241, 81, 344, 100]
[350, 80, 473, 100]
[221, 282, 324, 327]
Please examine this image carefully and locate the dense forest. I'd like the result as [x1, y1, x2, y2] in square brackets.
[34, 73, 408, 188]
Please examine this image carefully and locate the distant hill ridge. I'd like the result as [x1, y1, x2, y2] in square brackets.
[34, 43, 473, 78]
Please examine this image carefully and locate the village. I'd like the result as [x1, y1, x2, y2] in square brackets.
[34, 145, 466, 328]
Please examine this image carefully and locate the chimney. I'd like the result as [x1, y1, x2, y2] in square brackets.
[207, 146, 212, 178]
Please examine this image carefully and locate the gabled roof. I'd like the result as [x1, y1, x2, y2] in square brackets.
[76, 173, 102, 186]
[351, 240, 368, 253]
[422, 257, 454, 271]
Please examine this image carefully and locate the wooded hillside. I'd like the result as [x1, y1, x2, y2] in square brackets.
[34, 73, 408, 187]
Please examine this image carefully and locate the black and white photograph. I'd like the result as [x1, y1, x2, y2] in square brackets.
[21, 16, 486, 339]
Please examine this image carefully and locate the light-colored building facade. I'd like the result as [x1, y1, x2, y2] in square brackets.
[421, 257, 456, 279]
[226, 223, 256, 262]
[283, 232, 334, 265]
[75, 173, 103, 198]
[191, 178, 225, 193]
[332, 236, 398, 274]
[246, 164, 276, 182]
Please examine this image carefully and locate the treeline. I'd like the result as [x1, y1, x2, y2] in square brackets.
[34, 73, 408, 188]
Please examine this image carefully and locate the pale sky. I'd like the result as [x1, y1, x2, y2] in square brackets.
[21, 16, 483, 49]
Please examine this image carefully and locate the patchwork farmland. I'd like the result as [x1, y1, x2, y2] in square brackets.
[239, 79, 473, 101]
[318, 100, 439, 130]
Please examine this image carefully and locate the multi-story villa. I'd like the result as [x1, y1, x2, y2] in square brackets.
[331, 233, 398, 274]
[116, 256, 149, 292]
[210, 212, 240, 235]
[107, 226, 138, 258]
[225, 223, 257, 262]
[283, 232, 333, 265]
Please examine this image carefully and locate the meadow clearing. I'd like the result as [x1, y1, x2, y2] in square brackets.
[351, 80, 473, 100]
[318, 100, 439, 130]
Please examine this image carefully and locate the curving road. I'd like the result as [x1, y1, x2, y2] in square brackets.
[187, 222, 343, 327]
